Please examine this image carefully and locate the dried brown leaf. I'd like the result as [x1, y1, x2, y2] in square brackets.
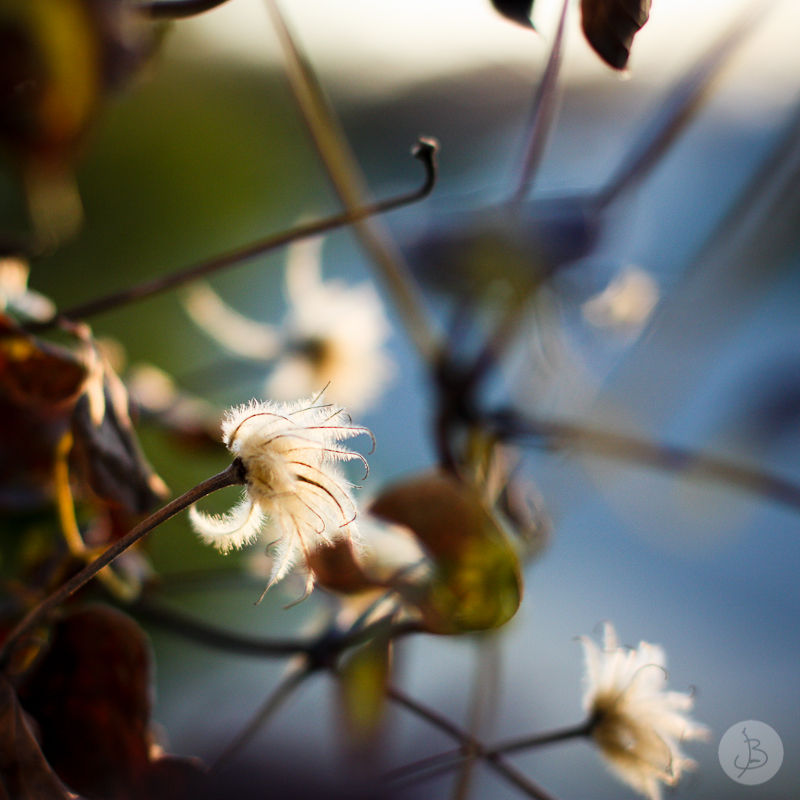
[0, 314, 88, 507]
[70, 359, 168, 515]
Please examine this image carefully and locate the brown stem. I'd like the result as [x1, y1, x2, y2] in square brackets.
[0, 461, 244, 670]
[26, 140, 437, 333]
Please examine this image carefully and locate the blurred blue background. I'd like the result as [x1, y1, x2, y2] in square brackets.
[28, 0, 800, 797]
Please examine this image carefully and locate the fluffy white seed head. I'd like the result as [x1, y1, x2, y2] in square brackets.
[580, 623, 710, 800]
[189, 395, 371, 596]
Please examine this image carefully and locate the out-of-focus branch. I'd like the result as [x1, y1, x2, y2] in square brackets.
[134, 596, 422, 665]
[387, 686, 564, 800]
[26, 140, 437, 333]
[211, 662, 312, 770]
[490, 412, 800, 511]
[264, 0, 441, 364]
[508, 0, 569, 208]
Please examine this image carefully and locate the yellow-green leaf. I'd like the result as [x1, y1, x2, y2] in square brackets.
[337, 633, 391, 747]
[371, 472, 522, 634]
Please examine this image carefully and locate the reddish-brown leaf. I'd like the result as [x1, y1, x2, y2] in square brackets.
[307, 539, 379, 595]
[17, 606, 151, 799]
[581, 0, 651, 70]
[17, 605, 203, 800]
[0, 676, 80, 800]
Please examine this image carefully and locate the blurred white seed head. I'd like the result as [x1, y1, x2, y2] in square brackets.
[189, 395, 372, 597]
[580, 622, 709, 800]
[267, 237, 394, 411]
[582, 265, 659, 335]
[0, 257, 56, 322]
[182, 236, 394, 413]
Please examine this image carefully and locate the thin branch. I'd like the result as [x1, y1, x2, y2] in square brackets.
[138, 0, 233, 19]
[212, 661, 312, 770]
[383, 746, 464, 784]
[0, 462, 245, 670]
[263, 0, 442, 364]
[481, 758, 562, 800]
[388, 685, 470, 742]
[490, 720, 593, 756]
[489, 412, 800, 512]
[135, 596, 422, 666]
[384, 720, 593, 785]
[386, 686, 563, 800]
[27, 141, 437, 333]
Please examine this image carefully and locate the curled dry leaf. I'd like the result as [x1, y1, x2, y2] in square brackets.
[0, 314, 166, 515]
[370, 472, 522, 634]
[16, 605, 203, 800]
[70, 353, 168, 515]
[581, 0, 651, 70]
[0, 314, 88, 507]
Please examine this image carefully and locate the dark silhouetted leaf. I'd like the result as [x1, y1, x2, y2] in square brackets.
[17, 605, 203, 800]
[581, 0, 651, 70]
[371, 472, 522, 634]
[0, 676, 81, 800]
[490, 0, 535, 28]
